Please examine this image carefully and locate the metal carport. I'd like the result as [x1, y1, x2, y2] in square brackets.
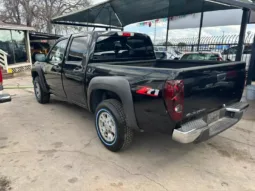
[52, 0, 255, 28]
[51, 0, 255, 83]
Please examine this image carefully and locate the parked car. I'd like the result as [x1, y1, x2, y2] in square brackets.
[155, 51, 174, 60]
[32, 31, 248, 152]
[154, 46, 179, 60]
[179, 52, 223, 61]
[0, 67, 11, 103]
[154, 46, 167, 52]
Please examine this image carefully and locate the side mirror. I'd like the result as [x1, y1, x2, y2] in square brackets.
[35, 53, 47, 62]
[174, 57, 179, 60]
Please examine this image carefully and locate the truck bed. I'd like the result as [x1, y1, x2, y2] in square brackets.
[155, 59, 229, 69]
[113, 59, 246, 132]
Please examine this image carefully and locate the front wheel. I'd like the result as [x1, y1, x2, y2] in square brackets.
[95, 99, 134, 152]
[33, 76, 50, 104]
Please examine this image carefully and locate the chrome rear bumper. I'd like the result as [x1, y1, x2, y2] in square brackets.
[172, 102, 249, 144]
[0, 93, 11, 103]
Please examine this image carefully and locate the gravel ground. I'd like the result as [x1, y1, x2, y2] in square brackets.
[0, 74, 255, 191]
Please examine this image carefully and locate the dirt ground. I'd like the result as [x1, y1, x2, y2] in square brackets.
[0, 74, 255, 191]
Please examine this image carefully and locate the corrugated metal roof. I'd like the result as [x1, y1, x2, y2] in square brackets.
[51, 0, 255, 28]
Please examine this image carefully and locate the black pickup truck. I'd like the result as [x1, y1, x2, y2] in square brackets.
[32, 31, 248, 152]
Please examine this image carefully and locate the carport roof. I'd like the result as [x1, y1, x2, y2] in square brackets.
[29, 32, 62, 41]
[51, 0, 255, 28]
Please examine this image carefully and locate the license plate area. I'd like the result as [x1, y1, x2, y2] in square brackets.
[207, 110, 220, 124]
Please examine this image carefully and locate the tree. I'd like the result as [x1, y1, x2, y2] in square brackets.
[0, 0, 22, 24]
[178, 42, 187, 47]
[37, 0, 90, 33]
[0, 0, 90, 33]
[162, 41, 172, 46]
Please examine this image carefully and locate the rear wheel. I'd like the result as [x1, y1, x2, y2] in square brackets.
[95, 99, 133, 152]
[33, 76, 50, 104]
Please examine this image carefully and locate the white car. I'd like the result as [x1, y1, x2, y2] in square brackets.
[179, 52, 223, 61]
[154, 46, 179, 60]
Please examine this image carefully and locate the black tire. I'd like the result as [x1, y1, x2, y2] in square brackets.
[95, 99, 134, 152]
[33, 76, 50, 104]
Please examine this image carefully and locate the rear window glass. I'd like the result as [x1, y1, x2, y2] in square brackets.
[181, 53, 219, 61]
[92, 35, 155, 61]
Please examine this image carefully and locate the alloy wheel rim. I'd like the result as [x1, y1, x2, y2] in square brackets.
[35, 82, 41, 99]
[98, 111, 116, 143]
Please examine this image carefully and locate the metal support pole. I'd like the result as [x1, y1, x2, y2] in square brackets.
[247, 35, 255, 85]
[109, 8, 112, 31]
[197, 0, 205, 51]
[165, 0, 171, 49]
[165, 18, 170, 48]
[87, 10, 89, 31]
[236, 8, 250, 61]
[154, 21, 156, 44]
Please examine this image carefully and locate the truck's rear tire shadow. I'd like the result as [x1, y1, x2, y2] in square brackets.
[48, 97, 200, 158]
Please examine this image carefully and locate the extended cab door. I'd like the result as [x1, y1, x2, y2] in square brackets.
[62, 35, 88, 106]
[44, 38, 68, 97]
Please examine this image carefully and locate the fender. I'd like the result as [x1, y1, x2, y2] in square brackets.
[31, 65, 49, 93]
[87, 76, 140, 131]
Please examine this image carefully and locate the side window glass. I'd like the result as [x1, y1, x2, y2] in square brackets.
[67, 36, 88, 63]
[49, 39, 68, 62]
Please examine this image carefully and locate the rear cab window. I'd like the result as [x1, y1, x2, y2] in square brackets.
[91, 33, 155, 62]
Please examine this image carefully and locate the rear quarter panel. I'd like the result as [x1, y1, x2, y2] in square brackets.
[86, 62, 179, 133]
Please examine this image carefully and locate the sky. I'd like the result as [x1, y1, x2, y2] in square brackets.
[91, 0, 255, 43]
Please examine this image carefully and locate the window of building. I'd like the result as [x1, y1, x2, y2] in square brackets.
[0, 29, 27, 64]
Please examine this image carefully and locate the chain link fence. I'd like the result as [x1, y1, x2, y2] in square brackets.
[156, 34, 255, 70]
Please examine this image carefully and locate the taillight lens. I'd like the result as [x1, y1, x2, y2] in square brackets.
[0, 67, 3, 86]
[117, 32, 134, 37]
[217, 57, 223, 61]
[164, 80, 184, 121]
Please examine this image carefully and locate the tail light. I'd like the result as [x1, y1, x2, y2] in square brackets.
[0, 67, 3, 86]
[217, 57, 223, 61]
[117, 32, 134, 37]
[164, 80, 184, 121]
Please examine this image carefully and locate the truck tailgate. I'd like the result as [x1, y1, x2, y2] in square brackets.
[179, 62, 246, 121]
